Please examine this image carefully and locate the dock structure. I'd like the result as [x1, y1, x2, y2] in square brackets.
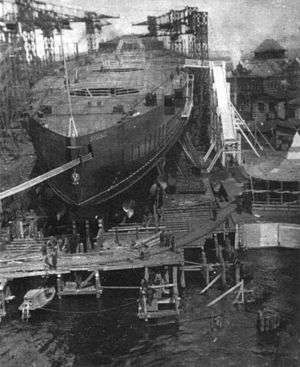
[0, 221, 184, 322]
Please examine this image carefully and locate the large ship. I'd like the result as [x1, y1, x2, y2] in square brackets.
[24, 36, 194, 208]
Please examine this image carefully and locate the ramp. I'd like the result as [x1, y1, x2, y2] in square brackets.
[206, 61, 263, 170]
[211, 64, 236, 143]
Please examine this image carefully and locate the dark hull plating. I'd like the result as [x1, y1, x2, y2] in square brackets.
[26, 105, 188, 207]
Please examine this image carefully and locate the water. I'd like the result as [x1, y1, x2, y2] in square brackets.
[1, 249, 299, 367]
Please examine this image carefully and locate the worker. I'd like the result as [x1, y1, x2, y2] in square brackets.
[170, 234, 176, 251]
[62, 236, 70, 253]
[46, 237, 58, 270]
[50, 245, 58, 270]
[76, 242, 84, 253]
[41, 242, 48, 268]
[57, 238, 64, 253]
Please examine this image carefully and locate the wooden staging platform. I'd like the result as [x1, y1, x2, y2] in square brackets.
[0, 246, 183, 281]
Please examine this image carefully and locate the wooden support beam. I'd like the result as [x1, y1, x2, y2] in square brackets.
[207, 280, 243, 307]
[102, 285, 139, 290]
[80, 270, 96, 289]
[0, 279, 7, 320]
[213, 234, 219, 259]
[201, 248, 209, 285]
[235, 262, 241, 283]
[144, 266, 149, 281]
[233, 279, 244, 305]
[180, 267, 186, 288]
[164, 266, 170, 284]
[0, 153, 92, 201]
[57, 274, 63, 299]
[207, 148, 223, 173]
[85, 220, 92, 251]
[200, 273, 221, 295]
[219, 246, 227, 287]
[72, 220, 77, 236]
[234, 224, 240, 250]
[172, 266, 179, 312]
[95, 270, 102, 298]
[203, 141, 215, 162]
[114, 227, 119, 245]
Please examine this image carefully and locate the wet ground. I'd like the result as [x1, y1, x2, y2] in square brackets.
[0, 249, 299, 367]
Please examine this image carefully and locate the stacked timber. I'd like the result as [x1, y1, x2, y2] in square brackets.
[161, 194, 213, 233]
[176, 174, 206, 193]
[4, 238, 44, 254]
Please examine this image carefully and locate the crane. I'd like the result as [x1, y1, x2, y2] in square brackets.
[0, 0, 118, 59]
[133, 6, 208, 61]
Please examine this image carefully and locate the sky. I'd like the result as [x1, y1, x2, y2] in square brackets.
[52, 0, 299, 54]
[2, 0, 294, 60]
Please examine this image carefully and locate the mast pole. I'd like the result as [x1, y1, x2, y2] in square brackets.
[59, 29, 78, 137]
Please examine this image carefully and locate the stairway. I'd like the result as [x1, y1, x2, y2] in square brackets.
[179, 132, 203, 168]
[231, 103, 264, 157]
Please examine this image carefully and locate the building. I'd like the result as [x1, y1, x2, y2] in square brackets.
[254, 39, 286, 60]
[228, 40, 300, 148]
[243, 131, 300, 220]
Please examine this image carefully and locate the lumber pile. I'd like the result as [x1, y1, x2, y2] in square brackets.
[161, 194, 214, 233]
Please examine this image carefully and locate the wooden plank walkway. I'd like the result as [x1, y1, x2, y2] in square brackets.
[0, 246, 183, 280]
[175, 203, 236, 248]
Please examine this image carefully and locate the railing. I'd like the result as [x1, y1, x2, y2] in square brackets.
[231, 102, 263, 157]
[182, 74, 194, 118]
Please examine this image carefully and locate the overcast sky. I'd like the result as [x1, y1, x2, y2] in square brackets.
[52, 0, 299, 55]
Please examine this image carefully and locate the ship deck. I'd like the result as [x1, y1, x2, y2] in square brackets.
[33, 48, 186, 137]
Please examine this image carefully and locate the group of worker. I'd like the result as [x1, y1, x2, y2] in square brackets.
[41, 237, 59, 270]
[140, 271, 170, 311]
[160, 231, 176, 250]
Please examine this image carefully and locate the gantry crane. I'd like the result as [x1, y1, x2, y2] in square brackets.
[0, 0, 118, 130]
[133, 6, 208, 61]
[0, 0, 118, 60]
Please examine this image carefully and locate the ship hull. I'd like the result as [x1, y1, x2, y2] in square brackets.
[26, 104, 188, 207]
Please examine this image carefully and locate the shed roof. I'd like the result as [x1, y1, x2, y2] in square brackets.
[243, 139, 300, 182]
[254, 39, 285, 54]
[243, 59, 286, 77]
[286, 131, 300, 161]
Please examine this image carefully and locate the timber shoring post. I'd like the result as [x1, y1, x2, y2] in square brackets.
[164, 266, 170, 284]
[95, 270, 101, 298]
[234, 224, 239, 250]
[213, 234, 219, 260]
[200, 273, 221, 295]
[207, 280, 243, 307]
[0, 280, 6, 320]
[85, 220, 92, 251]
[219, 246, 226, 287]
[172, 266, 179, 312]
[144, 266, 149, 282]
[57, 274, 63, 299]
[115, 227, 119, 245]
[180, 258, 186, 288]
[235, 261, 241, 283]
[72, 220, 77, 236]
[201, 246, 209, 286]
